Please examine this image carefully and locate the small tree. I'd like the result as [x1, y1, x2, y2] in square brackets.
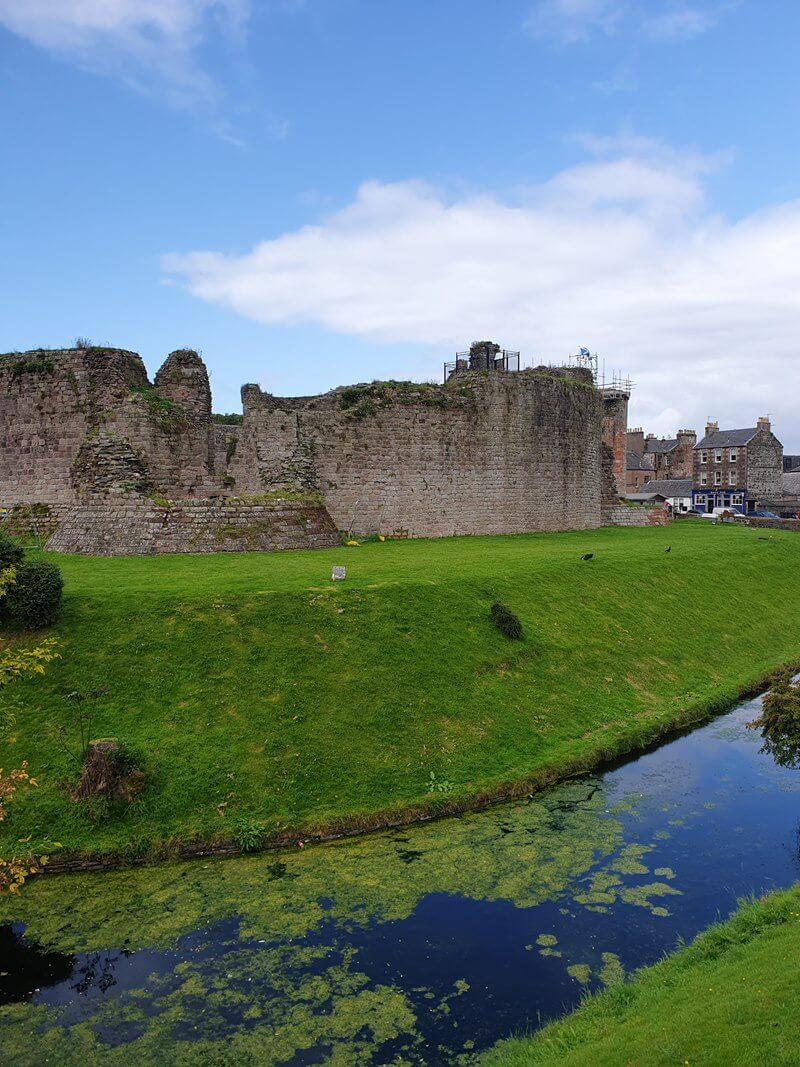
[748, 671, 800, 768]
[54, 687, 110, 765]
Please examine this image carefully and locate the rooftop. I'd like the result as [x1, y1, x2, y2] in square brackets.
[627, 450, 655, 472]
[631, 478, 692, 498]
[645, 437, 678, 454]
[695, 428, 759, 449]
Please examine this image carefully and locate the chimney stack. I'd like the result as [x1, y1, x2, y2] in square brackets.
[705, 419, 719, 436]
[676, 429, 697, 446]
[757, 415, 771, 433]
[627, 428, 645, 452]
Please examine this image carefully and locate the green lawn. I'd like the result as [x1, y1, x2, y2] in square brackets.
[482, 884, 800, 1066]
[2, 521, 800, 860]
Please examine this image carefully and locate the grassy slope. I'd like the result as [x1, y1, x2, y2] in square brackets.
[482, 885, 800, 1066]
[2, 521, 800, 858]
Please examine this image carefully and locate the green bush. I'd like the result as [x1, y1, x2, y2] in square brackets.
[3, 559, 63, 628]
[490, 601, 523, 640]
[234, 816, 268, 852]
[0, 530, 24, 571]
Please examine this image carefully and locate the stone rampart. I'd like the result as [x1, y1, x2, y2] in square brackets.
[1, 345, 635, 553]
[232, 370, 603, 538]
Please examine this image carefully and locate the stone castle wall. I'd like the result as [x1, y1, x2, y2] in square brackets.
[0, 347, 219, 504]
[1, 346, 641, 554]
[230, 369, 604, 538]
[0, 348, 147, 504]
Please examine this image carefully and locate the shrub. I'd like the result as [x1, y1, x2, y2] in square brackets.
[234, 816, 268, 852]
[3, 560, 63, 629]
[490, 601, 523, 640]
[0, 531, 23, 571]
[748, 671, 800, 768]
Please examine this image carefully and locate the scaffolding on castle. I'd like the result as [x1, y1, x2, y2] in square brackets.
[565, 348, 633, 394]
[444, 347, 520, 382]
[443, 343, 632, 393]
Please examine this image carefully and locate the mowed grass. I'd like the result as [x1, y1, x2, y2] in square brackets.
[2, 521, 800, 858]
[482, 884, 800, 1066]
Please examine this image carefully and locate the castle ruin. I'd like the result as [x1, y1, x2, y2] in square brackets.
[0, 343, 663, 555]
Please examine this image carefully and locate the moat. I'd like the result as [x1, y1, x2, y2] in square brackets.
[1, 693, 798, 1064]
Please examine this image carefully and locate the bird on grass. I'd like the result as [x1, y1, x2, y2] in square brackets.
[581, 553, 594, 561]
[665, 546, 671, 553]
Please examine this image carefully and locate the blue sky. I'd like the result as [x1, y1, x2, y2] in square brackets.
[2, 1, 800, 444]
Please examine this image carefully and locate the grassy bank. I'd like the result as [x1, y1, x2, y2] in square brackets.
[2, 521, 800, 861]
[483, 883, 800, 1066]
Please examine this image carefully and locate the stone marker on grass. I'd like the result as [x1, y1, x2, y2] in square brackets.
[332, 566, 346, 581]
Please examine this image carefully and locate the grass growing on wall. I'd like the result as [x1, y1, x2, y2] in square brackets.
[2, 522, 800, 860]
[482, 884, 800, 1066]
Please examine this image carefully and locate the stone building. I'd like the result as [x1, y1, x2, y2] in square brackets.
[625, 478, 693, 513]
[625, 449, 654, 492]
[626, 428, 696, 487]
[0, 343, 653, 554]
[692, 418, 783, 514]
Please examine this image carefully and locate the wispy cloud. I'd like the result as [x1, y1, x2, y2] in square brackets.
[0, 0, 249, 111]
[642, 6, 719, 41]
[526, 0, 727, 45]
[163, 138, 800, 440]
[525, 0, 623, 43]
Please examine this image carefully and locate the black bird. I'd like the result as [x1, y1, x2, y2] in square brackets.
[581, 553, 594, 561]
[665, 546, 671, 553]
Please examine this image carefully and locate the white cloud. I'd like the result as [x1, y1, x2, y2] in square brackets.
[643, 6, 718, 41]
[163, 141, 800, 445]
[0, 0, 248, 108]
[527, 0, 726, 45]
[525, 0, 623, 43]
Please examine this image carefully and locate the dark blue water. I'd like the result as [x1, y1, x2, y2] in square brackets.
[1, 695, 799, 1064]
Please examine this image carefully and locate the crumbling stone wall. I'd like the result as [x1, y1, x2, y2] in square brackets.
[0, 346, 218, 503]
[2, 345, 632, 552]
[0, 347, 148, 503]
[233, 369, 603, 537]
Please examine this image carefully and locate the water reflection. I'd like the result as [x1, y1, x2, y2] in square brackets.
[0, 696, 798, 1064]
